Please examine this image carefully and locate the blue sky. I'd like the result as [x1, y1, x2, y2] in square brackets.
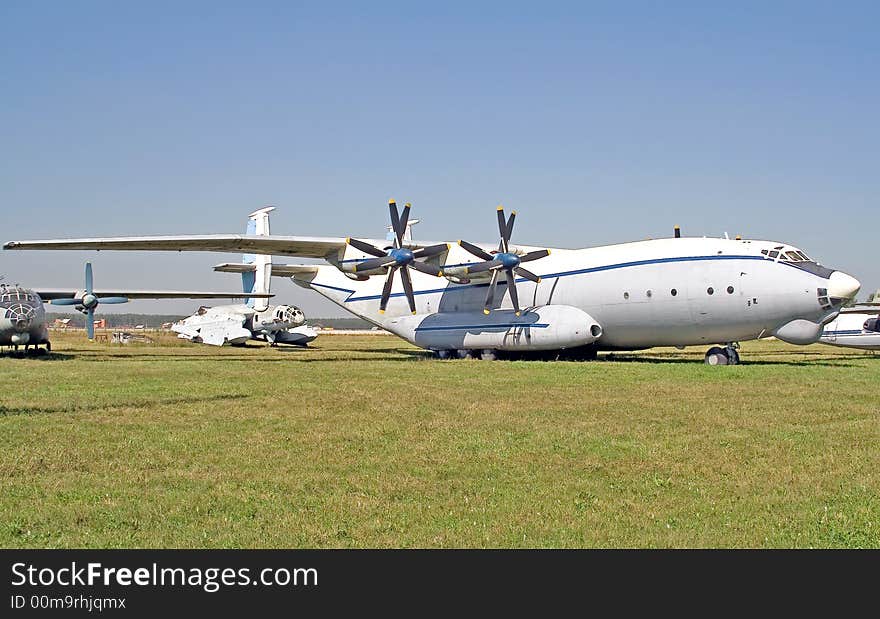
[1, 1, 878, 316]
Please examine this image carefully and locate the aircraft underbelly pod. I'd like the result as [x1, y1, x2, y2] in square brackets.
[772, 318, 823, 345]
[385, 305, 603, 351]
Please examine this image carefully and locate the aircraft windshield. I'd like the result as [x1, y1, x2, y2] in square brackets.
[760, 248, 812, 262]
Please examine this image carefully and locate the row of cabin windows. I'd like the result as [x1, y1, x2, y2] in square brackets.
[624, 286, 735, 300]
[761, 248, 812, 262]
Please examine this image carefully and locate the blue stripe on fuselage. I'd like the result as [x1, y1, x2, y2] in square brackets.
[342, 254, 769, 303]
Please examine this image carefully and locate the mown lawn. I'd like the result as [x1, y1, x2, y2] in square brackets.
[1, 332, 877, 548]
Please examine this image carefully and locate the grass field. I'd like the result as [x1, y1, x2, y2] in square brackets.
[1, 331, 878, 548]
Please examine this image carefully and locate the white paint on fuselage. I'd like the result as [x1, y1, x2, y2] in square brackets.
[820, 313, 880, 351]
[297, 237, 845, 350]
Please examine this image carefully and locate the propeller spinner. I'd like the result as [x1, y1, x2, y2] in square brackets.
[346, 200, 448, 314]
[458, 206, 550, 316]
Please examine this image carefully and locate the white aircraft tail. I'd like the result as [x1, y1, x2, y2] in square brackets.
[243, 207, 275, 311]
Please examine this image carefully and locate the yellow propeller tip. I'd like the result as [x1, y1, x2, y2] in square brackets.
[515, 312, 521, 317]
[457, 240, 463, 246]
[511, 210, 517, 215]
[547, 249, 551, 255]
[438, 271, 444, 277]
[378, 309, 385, 314]
[345, 237, 351, 244]
[388, 199, 396, 205]
[404, 202, 411, 208]
[483, 309, 490, 315]
[536, 277, 542, 283]
[496, 205, 504, 211]
[411, 310, 417, 315]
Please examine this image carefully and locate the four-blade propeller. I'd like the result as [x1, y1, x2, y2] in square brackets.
[458, 206, 550, 315]
[51, 262, 128, 339]
[346, 200, 449, 314]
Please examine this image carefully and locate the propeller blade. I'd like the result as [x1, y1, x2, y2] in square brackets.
[496, 206, 509, 252]
[398, 203, 411, 244]
[86, 308, 95, 340]
[50, 298, 82, 306]
[388, 200, 401, 248]
[458, 240, 494, 261]
[97, 297, 130, 304]
[347, 237, 387, 258]
[409, 261, 443, 277]
[412, 243, 449, 259]
[483, 270, 500, 314]
[506, 211, 516, 243]
[466, 259, 503, 274]
[519, 249, 550, 263]
[379, 266, 397, 313]
[515, 267, 541, 284]
[85, 262, 93, 294]
[400, 267, 416, 314]
[354, 256, 396, 272]
[506, 270, 521, 315]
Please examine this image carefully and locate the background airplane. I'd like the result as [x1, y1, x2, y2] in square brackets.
[172, 208, 317, 347]
[0, 264, 272, 353]
[819, 303, 880, 351]
[4, 201, 862, 364]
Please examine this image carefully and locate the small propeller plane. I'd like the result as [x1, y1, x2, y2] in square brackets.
[0, 263, 272, 353]
[818, 303, 880, 351]
[4, 201, 862, 364]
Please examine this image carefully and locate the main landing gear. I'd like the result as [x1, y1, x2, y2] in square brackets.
[704, 343, 740, 366]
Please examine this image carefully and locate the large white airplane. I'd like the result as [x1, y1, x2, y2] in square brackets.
[818, 303, 880, 351]
[170, 208, 317, 347]
[3, 201, 861, 364]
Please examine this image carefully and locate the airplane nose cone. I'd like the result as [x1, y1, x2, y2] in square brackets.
[828, 271, 861, 302]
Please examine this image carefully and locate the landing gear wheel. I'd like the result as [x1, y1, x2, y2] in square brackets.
[480, 349, 497, 361]
[455, 349, 472, 360]
[435, 350, 452, 360]
[37, 347, 48, 356]
[704, 347, 729, 365]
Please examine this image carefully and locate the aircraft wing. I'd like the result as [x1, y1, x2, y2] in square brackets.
[3, 234, 434, 258]
[172, 316, 251, 346]
[840, 305, 880, 315]
[37, 290, 273, 301]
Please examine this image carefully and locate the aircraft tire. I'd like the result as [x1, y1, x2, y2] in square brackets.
[705, 347, 729, 365]
[455, 349, 472, 360]
[480, 349, 497, 361]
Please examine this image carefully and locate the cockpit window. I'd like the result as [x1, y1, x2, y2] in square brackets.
[768, 250, 779, 259]
[796, 251, 811, 261]
[864, 318, 880, 333]
[785, 251, 801, 261]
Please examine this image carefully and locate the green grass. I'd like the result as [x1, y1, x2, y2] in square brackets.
[1, 332, 878, 548]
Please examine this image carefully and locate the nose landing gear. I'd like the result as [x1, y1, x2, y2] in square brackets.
[704, 343, 741, 365]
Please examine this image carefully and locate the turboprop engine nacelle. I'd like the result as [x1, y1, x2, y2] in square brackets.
[253, 305, 306, 332]
[384, 305, 603, 351]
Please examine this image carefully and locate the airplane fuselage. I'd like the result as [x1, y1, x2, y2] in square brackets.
[820, 312, 880, 351]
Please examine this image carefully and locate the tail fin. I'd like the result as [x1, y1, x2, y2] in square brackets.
[243, 206, 275, 311]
